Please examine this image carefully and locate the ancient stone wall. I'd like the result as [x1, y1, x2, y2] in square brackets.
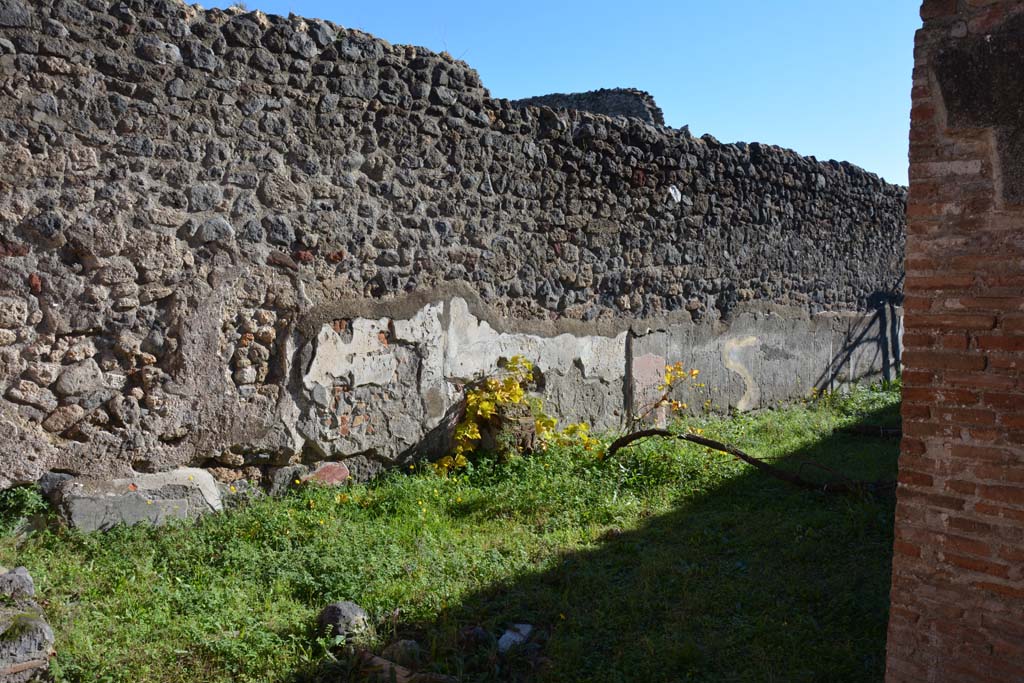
[511, 88, 666, 126]
[0, 0, 905, 488]
[887, 2, 1024, 681]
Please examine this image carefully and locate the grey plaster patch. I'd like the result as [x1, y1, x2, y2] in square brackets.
[630, 306, 902, 421]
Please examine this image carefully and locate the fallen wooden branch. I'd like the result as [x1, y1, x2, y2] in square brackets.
[605, 429, 896, 496]
[357, 650, 456, 683]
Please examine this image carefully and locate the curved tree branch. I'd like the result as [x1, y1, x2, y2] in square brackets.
[605, 429, 896, 496]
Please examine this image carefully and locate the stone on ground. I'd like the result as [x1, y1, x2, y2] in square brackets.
[497, 623, 534, 653]
[52, 468, 222, 532]
[0, 567, 54, 683]
[317, 600, 370, 640]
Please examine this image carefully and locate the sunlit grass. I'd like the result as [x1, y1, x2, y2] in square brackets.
[1, 382, 900, 682]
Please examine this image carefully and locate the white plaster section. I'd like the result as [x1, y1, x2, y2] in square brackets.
[392, 301, 446, 399]
[442, 297, 625, 384]
[276, 332, 305, 454]
[304, 304, 450, 394]
[301, 297, 627, 444]
[305, 297, 625, 395]
[303, 317, 397, 390]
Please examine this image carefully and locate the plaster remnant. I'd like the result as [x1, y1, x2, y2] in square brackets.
[722, 336, 761, 412]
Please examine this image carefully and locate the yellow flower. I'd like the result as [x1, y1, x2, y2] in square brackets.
[476, 399, 497, 418]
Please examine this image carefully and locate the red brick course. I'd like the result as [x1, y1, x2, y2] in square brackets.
[887, 2, 1024, 681]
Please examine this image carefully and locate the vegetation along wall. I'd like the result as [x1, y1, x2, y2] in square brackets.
[0, 0, 905, 489]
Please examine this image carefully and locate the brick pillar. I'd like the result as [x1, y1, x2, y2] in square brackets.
[887, 1, 1024, 681]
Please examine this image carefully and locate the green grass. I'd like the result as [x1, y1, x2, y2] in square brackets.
[0, 382, 901, 683]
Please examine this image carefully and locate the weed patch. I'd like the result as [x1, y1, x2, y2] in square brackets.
[1, 383, 900, 682]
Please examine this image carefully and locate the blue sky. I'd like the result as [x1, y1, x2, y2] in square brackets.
[208, 0, 921, 185]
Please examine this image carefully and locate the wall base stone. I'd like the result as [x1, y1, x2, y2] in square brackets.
[51, 468, 222, 532]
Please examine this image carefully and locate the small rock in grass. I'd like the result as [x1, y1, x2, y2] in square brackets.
[317, 600, 369, 640]
[0, 567, 34, 599]
[0, 566, 55, 683]
[497, 623, 533, 653]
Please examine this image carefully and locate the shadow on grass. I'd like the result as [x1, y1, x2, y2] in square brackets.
[296, 404, 899, 683]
